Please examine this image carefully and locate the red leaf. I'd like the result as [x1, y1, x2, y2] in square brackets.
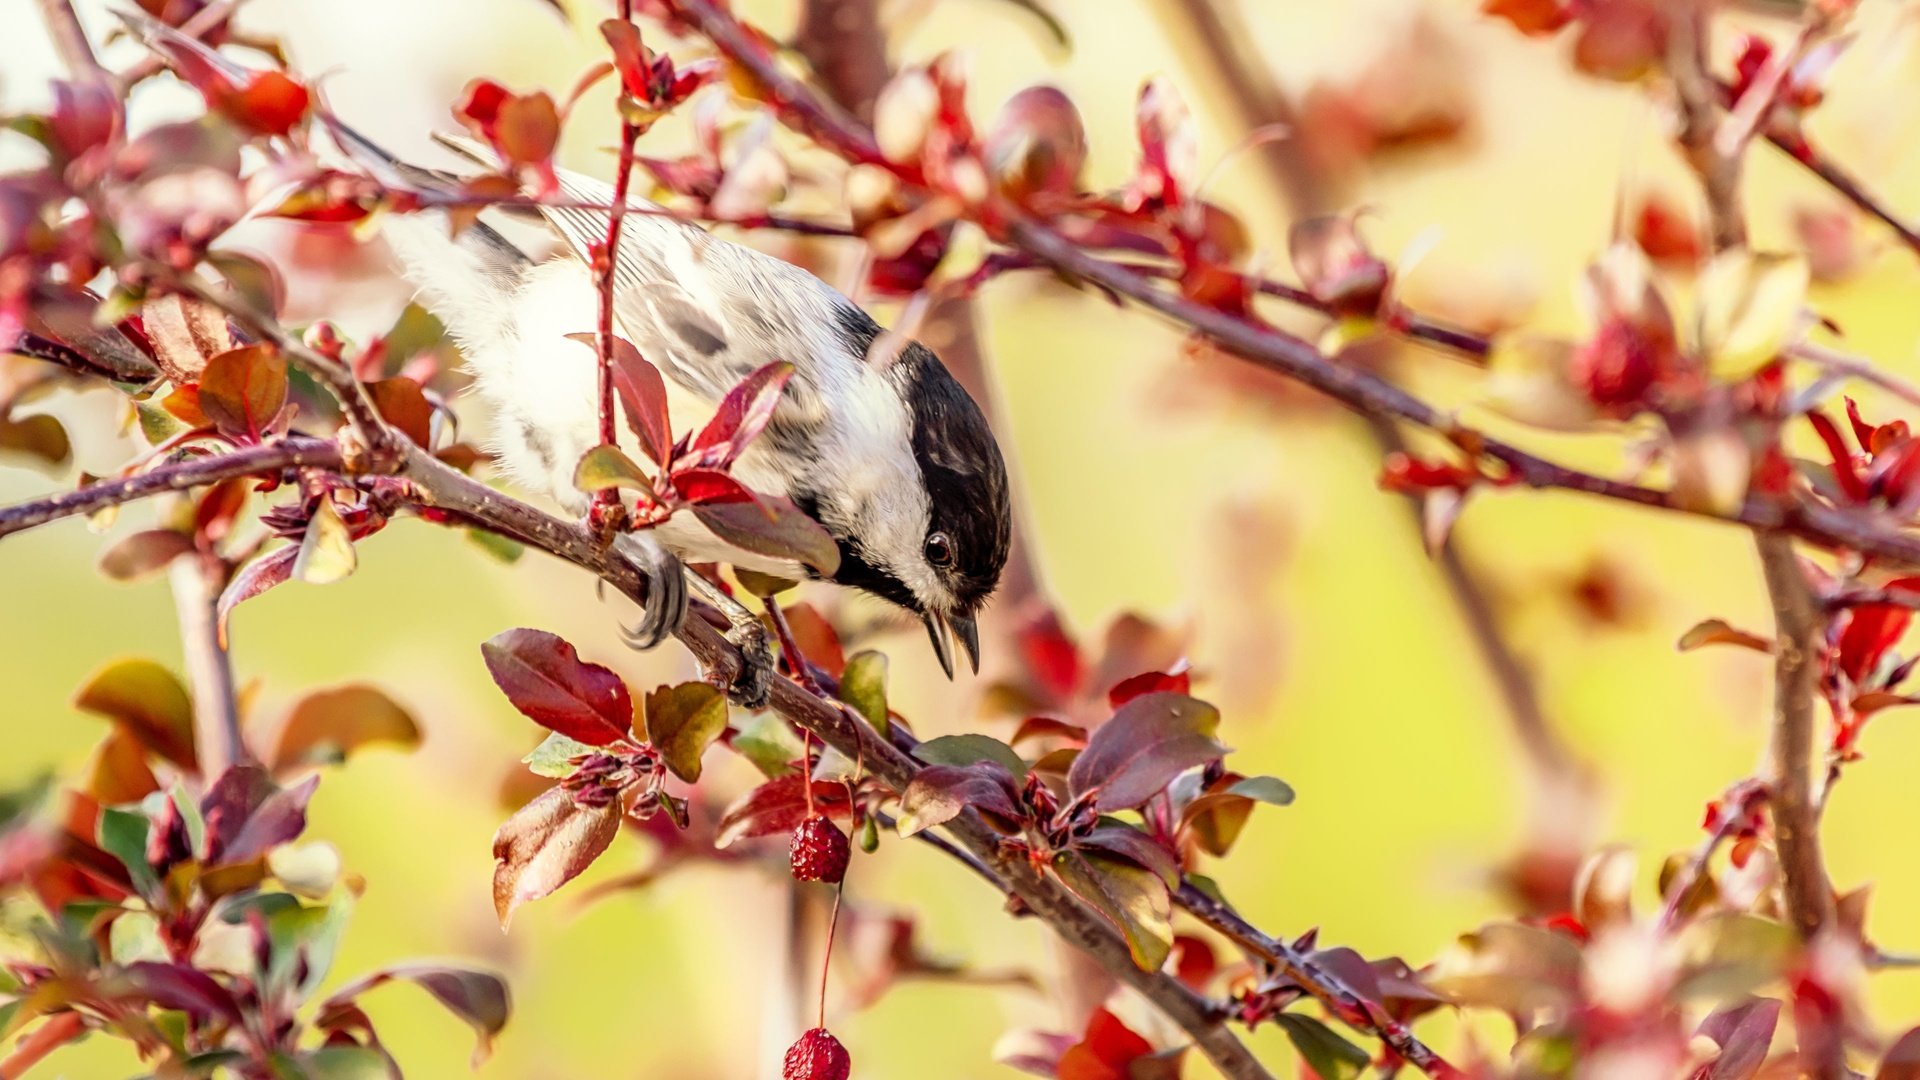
[715, 776, 853, 848]
[600, 19, 653, 100]
[217, 546, 297, 647]
[1107, 668, 1190, 709]
[97, 529, 194, 582]
[565, 333, 670, 465]
[457, 79, 510, 130]
[687, 361, 793, 468]
[214, 773, 318, 865]
[691, 494, 840, 576]
[669, 468, 756, 505]
[1807, 410, 1869, 503]
[230, 71, 310, 137]
[1068, 693, 1225, 811]
[1082, 1008, 1154, 1067]
[366, 377, 434, 448]
[1698, 997, 1781, 1080]
[1837, 579, 1920, 684]
[895, 762, 1024, 836]
[1018, 609, 1083, 704]
[481, 629, 634, 746]
[320, 966, 510, 1065]
[491, 786, 622, 928]
[117, 962, 243, 1021]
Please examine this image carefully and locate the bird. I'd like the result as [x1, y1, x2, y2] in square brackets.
[114, 12, 1012, 688]
[349, 126, 1011, 681]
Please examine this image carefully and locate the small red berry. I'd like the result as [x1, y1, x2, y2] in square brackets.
[783, 1027, 850, 1080]
[790, 815, 851, 884]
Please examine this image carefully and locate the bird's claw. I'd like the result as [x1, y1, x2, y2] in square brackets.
[614, 534, 688, 651]
[723, 617, 775, 710]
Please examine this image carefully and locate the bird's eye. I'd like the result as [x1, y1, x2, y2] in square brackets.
[925, 532, 955, 569]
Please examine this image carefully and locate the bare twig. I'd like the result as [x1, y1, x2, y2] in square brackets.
[0, 439, 342, 540]
[170, 553, 248, 775]
[594, 1, 641, 468]
[35, 0, 105, 81]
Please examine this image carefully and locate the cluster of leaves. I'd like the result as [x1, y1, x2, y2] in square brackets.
[0, 659, 503, 1078]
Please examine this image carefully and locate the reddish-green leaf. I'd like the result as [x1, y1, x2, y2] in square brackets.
[1053, 851, 1173, 970]
[321, 966, 509, 1066]
[270, 685, 422, 771]
[715, 776, 853, 847]
[1068, 692, 1225, 810]
[73, 658, 196, 771]
[1699, 997, 1780, 1080]
[197, 344, 287, 441]
[642, 682, 728, 782]
[1079, 825, 1179, 889]
[575, 444, 653, 493]
[693, 494, 840, 576]
[97, 529, 195, 582]
[217, 546, 297, 647]
[481, 629, 633, 746]
[115, 962, 243, 1021]
[895, 762, 1022, 837]
[491, 786, 621, 928]
[215, 774, 317, 864]
[1274, 1013, 1369, 1080]
[366, 377, 433, 447]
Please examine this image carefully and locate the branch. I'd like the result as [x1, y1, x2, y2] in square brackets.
[1175, 884, 1462, 1079]
[0, 438, 343, 540]
[1152, 0, 1585, 788]
[35, 0, 105, 81]
[1675, 9, 1838, 1013]
[170, 554, 248, 776]
[390, 445, 1274, 1079]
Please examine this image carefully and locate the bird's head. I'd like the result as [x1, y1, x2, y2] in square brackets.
[806, 319, 1011, 677]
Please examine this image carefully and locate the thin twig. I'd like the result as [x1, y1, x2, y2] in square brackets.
[0, 438, 342, 540]
[35, 0, 105, 80]
[0, 1012, 87, 1079]
[594, 0, 641, 464]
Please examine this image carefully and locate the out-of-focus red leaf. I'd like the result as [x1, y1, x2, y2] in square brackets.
[270, 685, 422, 771]
[480, 628, 634, 746]
[1837, 580, 1920, 684]
[97, 529, 194, 582]
[1807, 410, 1870, 504]
[217, 546, 297, 647]
[1698, 997, 1781, 1080]
[1018, 609, 1083, 704]
[115, 962, 243, 1021]
[1482, 0, 1573, 35]
[1107, 668, 1190, 709]
[73, 658, 196, 771]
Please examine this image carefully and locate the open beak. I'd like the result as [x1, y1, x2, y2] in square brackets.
[922, 612, 981, 679]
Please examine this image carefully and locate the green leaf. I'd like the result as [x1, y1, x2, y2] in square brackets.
[293, 1046, 392, 1079]
[266, 895, 353, 1003]
[573, 444, 652, 493]
[1052, 851, 1172, 970]
[293, 497, 357, 585]
[643, 682, 729, 782]
[1275, 1013, 1370, 1080]
[73, 658, 196, 770]
[1229, 775, 1295, 805]
[732, 568, 797, 597]
[915, 734, 1027, 781]
[731, 713, 803, 779]
[110, 910, 168, 964]
[521, 732, 599, 779]
[466, 529, 525, 564]
[838, 651, 889, 735]
[100, 807, 158, 897]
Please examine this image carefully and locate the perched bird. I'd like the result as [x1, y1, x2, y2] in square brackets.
[115, 13, 1011, 683]
[350, 127, 1011, 678]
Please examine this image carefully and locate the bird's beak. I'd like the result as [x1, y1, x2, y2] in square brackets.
[951, 613, 980, 675]
[922, 612, 981, 679]
[923, 612, 956, 680]
[921, 611, 980, 679]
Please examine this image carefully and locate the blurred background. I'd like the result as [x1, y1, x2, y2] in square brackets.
[5, 0, 1920, 1075]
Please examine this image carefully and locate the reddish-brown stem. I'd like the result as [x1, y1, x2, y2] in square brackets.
[0, 1012, 87, 1078]
[590, 2, 642, 516]
[170, 551, 249, 775]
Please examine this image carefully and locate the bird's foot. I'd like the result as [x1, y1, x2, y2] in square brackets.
[613, 533, 688, 650]
[684, 569, 775, 710]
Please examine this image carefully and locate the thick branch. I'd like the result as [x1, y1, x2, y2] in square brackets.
[0, 439, 342, 540]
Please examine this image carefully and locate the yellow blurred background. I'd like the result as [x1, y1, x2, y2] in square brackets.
[5, 0, 1920, 1076]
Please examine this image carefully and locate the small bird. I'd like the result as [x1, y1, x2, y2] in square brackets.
[115, 11, 1011, 682]
[340, 127, 1011, 678]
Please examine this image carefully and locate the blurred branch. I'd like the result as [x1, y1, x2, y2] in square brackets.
[660, 0, 1920, 580]
[170, 553, 248, 776]
[36, 0, 106, 82]
[1151, 0, 1586, 787]
[1672, 0, 1835, 958]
